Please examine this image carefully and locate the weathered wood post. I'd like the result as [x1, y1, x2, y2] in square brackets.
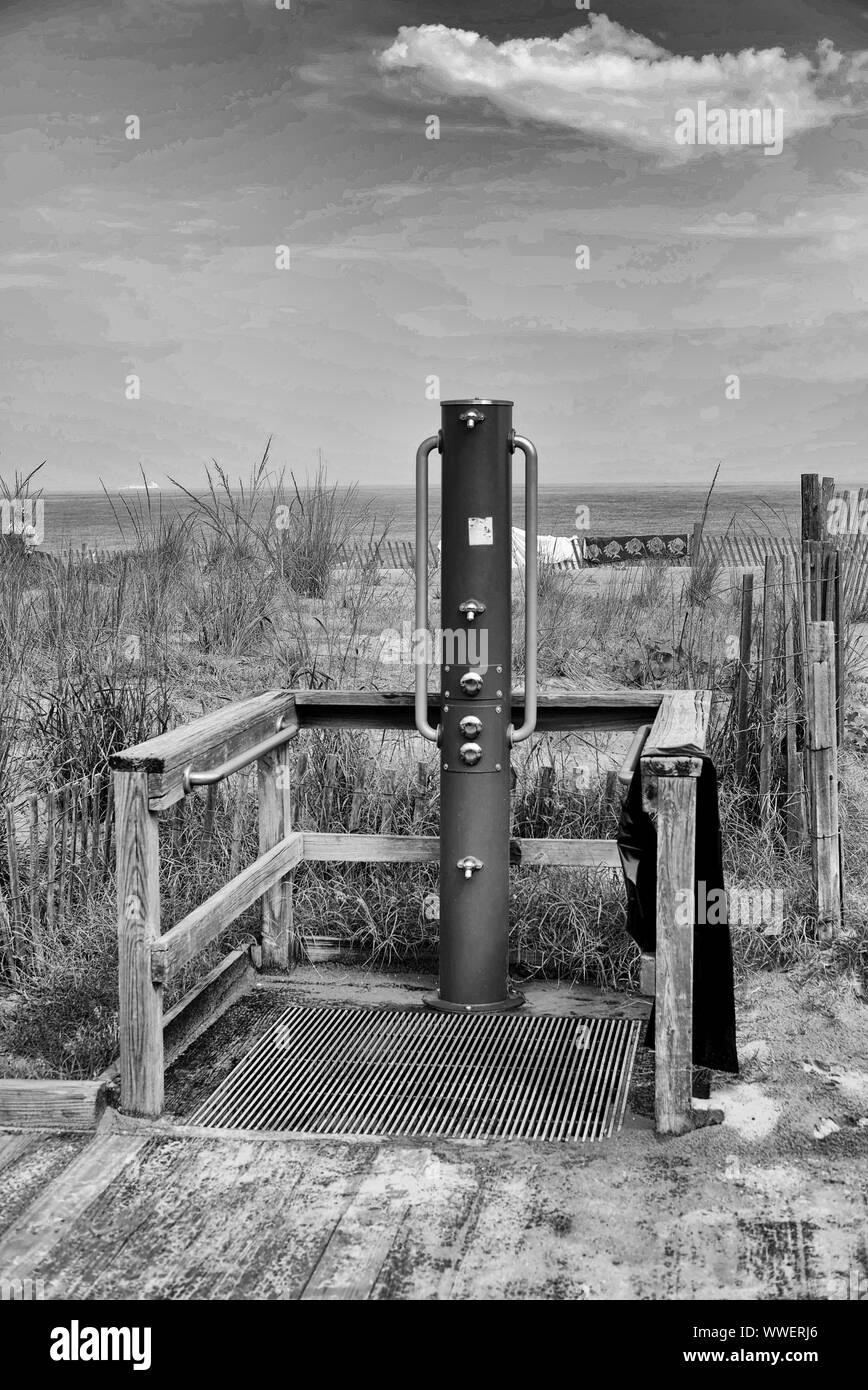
[647, 765, 700, 1135]
[801, 473, 821, 545]
[802, 473, 843, 742]
[116, 768, 164, 1116]
[258, 742, 294, 970]
[759, 555, 776, 816]
[735, 572, 753, 780]
[641, 691, 709, 1137]
[824, 545, 843, 742]
[801, 474, 826, 623]
[0, 887, 17, 985]
[782, 555, 803, 845]
[806, 621, 841, 940]
[4, 804, 22, 958]
[379, 771, 395, 834]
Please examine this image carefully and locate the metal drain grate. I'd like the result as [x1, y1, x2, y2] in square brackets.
[190, 1005, 642, 1142]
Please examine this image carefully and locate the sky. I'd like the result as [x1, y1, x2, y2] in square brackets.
[1, 0, 868, 489]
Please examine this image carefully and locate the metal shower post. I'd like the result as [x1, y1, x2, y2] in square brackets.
[415, 398, 538, 1011]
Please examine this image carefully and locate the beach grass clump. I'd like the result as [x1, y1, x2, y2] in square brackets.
[274, 459, 371, 600]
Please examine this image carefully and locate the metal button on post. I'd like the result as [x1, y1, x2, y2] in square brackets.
[459, 742, 483, 765]
[459, 672, 483, 696]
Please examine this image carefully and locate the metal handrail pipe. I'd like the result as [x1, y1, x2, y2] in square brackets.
[414, 432, 442, 743]
[509, 433, 538, 744]
[182, 717, 300, 793]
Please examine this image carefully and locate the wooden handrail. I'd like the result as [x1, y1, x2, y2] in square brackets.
[290, 689, 664, 733]
[110, 691, 298, 811]
[182, 718, 299, 792]
[110, 690, 668, 813]
[642, 689, 711, 771]
[110, 689, 668, 812]
[115, 683, 711, 1131]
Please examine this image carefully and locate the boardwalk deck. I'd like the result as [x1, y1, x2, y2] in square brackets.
[0, 1116, 863, 1300]
[0, 972, 865, 1300]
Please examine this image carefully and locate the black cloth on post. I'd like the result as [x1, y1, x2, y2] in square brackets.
[616, 745, 738, 1074]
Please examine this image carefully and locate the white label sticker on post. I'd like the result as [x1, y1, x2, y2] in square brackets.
[468, 516, 493, 546]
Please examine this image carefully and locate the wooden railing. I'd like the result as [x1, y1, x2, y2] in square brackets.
[110, 687, 710, 1135]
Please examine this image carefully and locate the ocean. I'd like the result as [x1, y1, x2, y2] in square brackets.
[24, 485, 802, 553]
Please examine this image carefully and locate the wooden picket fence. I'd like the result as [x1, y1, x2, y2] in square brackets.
[332, 531, 868, 613]
[334, 539, 439, 571]
[34, 529, 868, 615]
[729, 484, 845, 937]
[0, 769, 249, 983]
[706, 532, 868, 622]
[0, 773, 115, 982]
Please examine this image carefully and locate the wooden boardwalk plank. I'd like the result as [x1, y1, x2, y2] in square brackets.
[25, 1135, 373, 1301]
[0, 1122, 863, 1300]
[0, 1135, 147, 1293]
[0, 1136, 88, 1241]
[300, 1149, 432, 1300]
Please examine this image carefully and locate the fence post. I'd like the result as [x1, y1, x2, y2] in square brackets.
[349, 766, 366, 832]
[801, 473, 821, 542]
[648, 762, 701, 1136]
[735, 572, 753, 780]
[824, 545, 844, 743]
[782, 557, 802, 845]
[379, 771, 396, 833]
[116, 768, 164, 1116]
[28, 795, 43, 971]
[806, 622, 841, 940]
[228, 773, 247, 877]
[201, 783, 217, 852]
[258, 744, 294, 970]
[411, 761, 427, 827]
[0, 887, 18, 985]
[4, 804, 22, 958]
[759, 556, 776, 817]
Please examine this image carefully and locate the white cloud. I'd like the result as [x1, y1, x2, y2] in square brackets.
[379, 15, 868, 157]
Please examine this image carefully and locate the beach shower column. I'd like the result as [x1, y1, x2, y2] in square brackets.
[415, 399, 538, 1011]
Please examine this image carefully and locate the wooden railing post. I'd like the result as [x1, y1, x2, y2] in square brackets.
[650, 767, 700, 1135]
[115, 769, 164, 1116]
[258, 744, 294, 969]
[640, 691, 710, 1137]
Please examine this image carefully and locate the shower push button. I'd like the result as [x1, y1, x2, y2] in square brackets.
[459, 671, 484, 696]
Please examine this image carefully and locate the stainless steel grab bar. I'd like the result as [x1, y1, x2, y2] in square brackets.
[414, 432, 442, 743]
[182, 715, 300, 793]
[509, 433, 538, 744]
